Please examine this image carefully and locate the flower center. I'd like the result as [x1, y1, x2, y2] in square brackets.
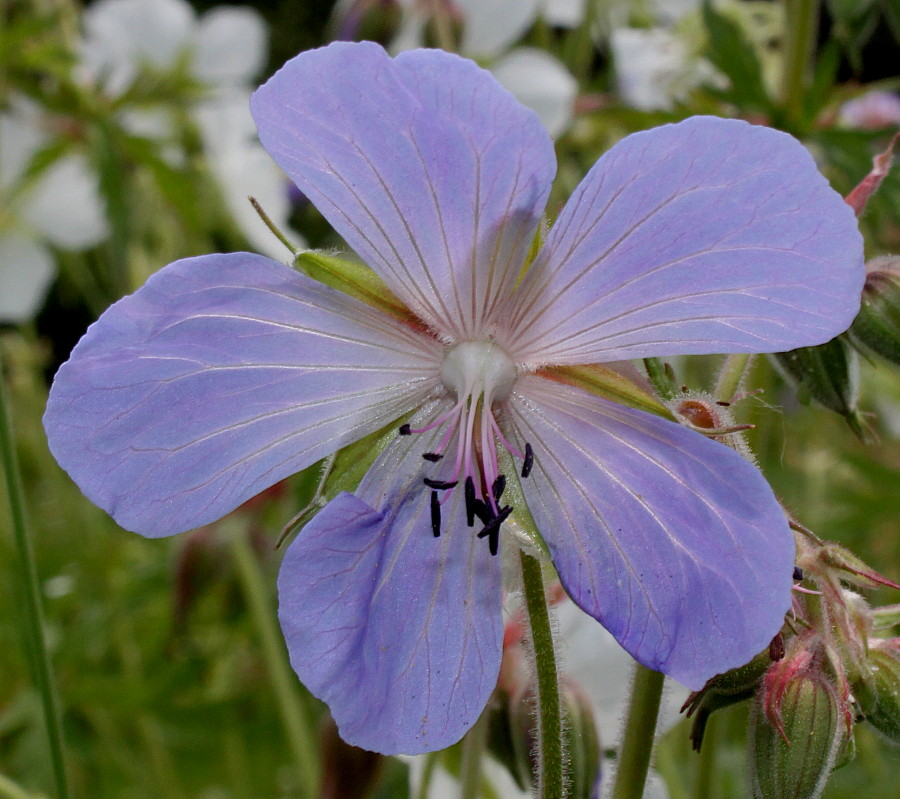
[398, 340, 532, 556]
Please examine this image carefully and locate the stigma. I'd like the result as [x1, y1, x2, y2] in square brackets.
[399, 340, 532, 555]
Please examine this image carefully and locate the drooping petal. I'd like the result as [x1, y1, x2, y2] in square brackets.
[506, 375, 794, 689]
[44, 252, 442, 537]
[250, 41, 556, 339]
[508, 116, 864, 366]
[278, 406, 503, 754]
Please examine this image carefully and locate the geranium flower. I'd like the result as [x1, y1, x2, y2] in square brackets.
[44, 42, 863, 754]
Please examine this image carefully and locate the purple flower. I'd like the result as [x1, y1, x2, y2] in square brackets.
[44, 42, 863, 754]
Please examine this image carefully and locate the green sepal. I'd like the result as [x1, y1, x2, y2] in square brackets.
[322, 416, 405, 501]
[849, 259, 900, 366]
[293, 250, 412, 321]
[540, 364, 677, 422]
[497, 446, 552, 561]
[772, 336, 868, 439]
[683, 649, 771, 751]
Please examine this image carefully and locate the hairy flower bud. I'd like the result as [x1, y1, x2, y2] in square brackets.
[853, 638, 900, 744]
[849, 256, 900, 367]
[772, 336, 868, 439]
[750, 668, 844, 799]
[495, 681, 601, 799]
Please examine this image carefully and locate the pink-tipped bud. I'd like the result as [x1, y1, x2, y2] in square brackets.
[853, 638, 900, 744]
[750, 672, 844, 799]
[750, 637, 846, 799]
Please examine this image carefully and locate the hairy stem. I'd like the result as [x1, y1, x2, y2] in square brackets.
[643, 357, 678, 400]
[519, 550, 567, 799]
[610, 663, 664, 799]
[0, 345, 69, 799]
[714, 353, 754, 403]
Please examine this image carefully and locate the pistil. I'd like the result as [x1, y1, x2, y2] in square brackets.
[396, 340, 533, 553]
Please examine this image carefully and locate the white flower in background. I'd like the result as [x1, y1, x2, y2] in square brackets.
[391, 0, 578, 136]
[81, 0, 267, 97]
[0, 103, 108, 322]
[80, 0, 301, 259]
[609, 1, 738, 112]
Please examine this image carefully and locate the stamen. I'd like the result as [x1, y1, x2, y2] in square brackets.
[430, 491, 441, 537]
[477, 505, 513, 556]
[472, 497, 492, 525]
[521, 443, 534, 478]
[489, 414, 524, 459]
[492, 475, 506, 502]
[424, 478, 458, 490]
[422, 452, 443, 462]
[464, 476, 476, 527]
[399, 423, 412, 435]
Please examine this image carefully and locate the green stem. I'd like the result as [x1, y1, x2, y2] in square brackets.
[415, 752, 439, 799]
[459, 708, 489, 799]
[519, 550, 566, 799]
[713, 353, 753, 403]
[694, 714, 717, 799]
[643, 357, 678, 400]
[610, 663, 664, 799]
[780, 0, 820, 129]
[0, 346, 69, 799]
[226, 522, 319, 799]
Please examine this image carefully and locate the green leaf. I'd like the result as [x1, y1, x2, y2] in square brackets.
[701, 0, 773, 114]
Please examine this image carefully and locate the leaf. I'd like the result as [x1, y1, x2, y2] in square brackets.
[701, 0, 773, 114]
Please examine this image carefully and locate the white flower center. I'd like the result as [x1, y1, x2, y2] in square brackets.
[439, 340, 517, 405]
[399, 340, 532, 557]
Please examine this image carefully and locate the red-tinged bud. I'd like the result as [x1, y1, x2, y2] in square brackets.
[853, 638, 900, 744]
[849, 256, 900, 367]
[772, 337, 870, 441]
[844, 132, 898, 215]
[818, 541, 900, 591]
[682, 649, 772, 751]
[750, 651, 845, 799]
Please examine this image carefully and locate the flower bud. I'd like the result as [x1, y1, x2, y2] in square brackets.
[853, 638, 900, 744]
[772, 336, 868, 440]
[849, 256, 900, 367]
[750, 667, 844, 799]
[497, 681, 602, 799]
